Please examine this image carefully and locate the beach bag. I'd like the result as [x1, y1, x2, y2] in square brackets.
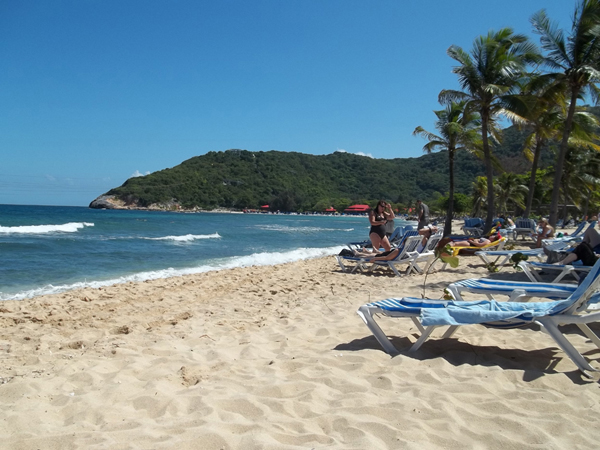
[338, 249, 354, 257]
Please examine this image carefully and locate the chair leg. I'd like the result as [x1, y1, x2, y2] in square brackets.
[411, 316, 426, 333]
[388, 263, 402, 277]
[554, 268, 574, 283]
[356, 306, 399, 355]
[576, 323, 600, 349]
[536, 318, 596, 377]
[441, 325, 459, 339]
[409, 325, 439, 352]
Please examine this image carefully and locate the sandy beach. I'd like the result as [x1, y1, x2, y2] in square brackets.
[2, 230, 600, 449]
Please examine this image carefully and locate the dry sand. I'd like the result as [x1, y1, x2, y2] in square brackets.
[2, 230, 600, 449]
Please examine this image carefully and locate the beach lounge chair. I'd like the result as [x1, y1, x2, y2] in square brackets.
[543, 221, 597, 247]
[450, 236, 507, 257]
[462, 218, 484, 237]
[448, 278, 579, 301]
[345, 228, 416, 251]
[447, 277, 600, 313]
[513, 218, 537, 241]
[518, 260, 593, 283]
[475, 248, 545, 268]
[356, 259, 600, 376]
[407, 234, 443, 275]
[366, 235, 423, 277]
[337, 232, 420, 274]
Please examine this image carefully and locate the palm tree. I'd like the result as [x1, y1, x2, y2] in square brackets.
[413, 101, 481, 236]
[505, 79, 600, 218]
[440, 29, 540, 233]
[494, 172, 528, 216]
[561, 146, 600, 218]
[503, 75, 565, 218]
[530, 0, 600, 227]
[471, 176, 488, 217]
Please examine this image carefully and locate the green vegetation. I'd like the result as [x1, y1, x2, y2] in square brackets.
[99, 149, 488, 211]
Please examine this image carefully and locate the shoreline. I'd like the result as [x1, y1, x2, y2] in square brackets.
[2, 239, 600, 448]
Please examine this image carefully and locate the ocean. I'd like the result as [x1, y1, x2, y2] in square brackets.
[0, 204, 415, 301]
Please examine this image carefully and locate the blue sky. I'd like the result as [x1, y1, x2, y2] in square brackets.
[1, 0, 575, 206]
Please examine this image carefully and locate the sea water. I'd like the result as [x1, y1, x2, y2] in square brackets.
[0, 205, 415, 301]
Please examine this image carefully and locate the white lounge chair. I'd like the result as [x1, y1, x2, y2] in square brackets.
[518, 260, 592, 283]
[408, 234, 443, 275]
[336, 234, 421, 274]
[475, 248, 545, 268]
[366, 235, 423, 277]
[542, 220, 597, 247]
[356, 259, 600, 376]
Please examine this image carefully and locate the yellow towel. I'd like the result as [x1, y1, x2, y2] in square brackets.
[451, 237, 507, 257]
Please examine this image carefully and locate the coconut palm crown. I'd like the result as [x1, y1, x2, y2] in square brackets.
[439, 28, 541, 233]
[413, 101, 481, 236]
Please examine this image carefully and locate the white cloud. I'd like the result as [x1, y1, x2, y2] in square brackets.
[335, 149, 374, 159]
[45, 174, 57, 182]
[130, 170, 150, 178]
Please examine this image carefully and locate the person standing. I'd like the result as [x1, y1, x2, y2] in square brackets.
[368, 200, 395, 252]
[416, 199, 429, 230]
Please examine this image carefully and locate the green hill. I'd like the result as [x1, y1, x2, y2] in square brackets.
[89, 123, 558, 212]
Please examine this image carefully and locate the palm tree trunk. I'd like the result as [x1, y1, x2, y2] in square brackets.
[445, 150, 455, 237]
[481, 111, 495, 233]
[549, 88, 579, 227]
[524, 138, 543, 219]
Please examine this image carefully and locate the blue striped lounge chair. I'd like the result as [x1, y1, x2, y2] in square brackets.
[356, 259, 600, 376]
[518, 260, 593, 283]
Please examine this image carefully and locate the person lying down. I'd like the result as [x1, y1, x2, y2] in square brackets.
[450, 233, 501, 248]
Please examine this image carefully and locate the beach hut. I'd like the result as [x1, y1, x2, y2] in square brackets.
[325, 207, 337, 213]
[343, 204, 370, 214]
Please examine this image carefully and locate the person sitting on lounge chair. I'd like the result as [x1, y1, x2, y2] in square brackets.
[553, 223, 600, 266]
[417, 225, 438, 252]
[532, 217, 554, 248]
[450, 233, 500, 248]
[556, 242, 600, 266]
[582, 221, 600, 252]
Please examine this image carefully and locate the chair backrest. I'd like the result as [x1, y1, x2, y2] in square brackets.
[576, 220, 597, 237]
[395, 235, 422, 259]
[424, 235, 442, 252]
[388, 227, 402, 243]
[393, 229, 419, 249]
[465, 218, 484, 228]
[516, 218, 536, 229]
[561, 258, 600, 315]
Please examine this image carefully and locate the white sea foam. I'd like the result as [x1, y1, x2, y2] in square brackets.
[0, 222, 94, 234]
[256, 225, 354, 233]
[143, 233, 221, 242]
[0, 246, 344, 301]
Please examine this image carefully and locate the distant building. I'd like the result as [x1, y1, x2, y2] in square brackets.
[343, 204, 370, 214]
